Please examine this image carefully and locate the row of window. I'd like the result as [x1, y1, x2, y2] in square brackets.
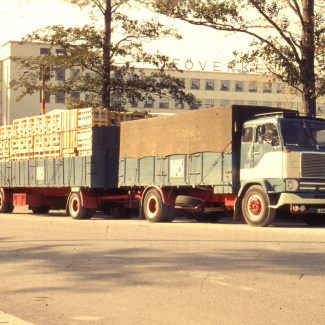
[40, 91, 82, 104]
[39, 49, 288, 94]
[129, 98, 301, 110]
[190, 79, 288, 93]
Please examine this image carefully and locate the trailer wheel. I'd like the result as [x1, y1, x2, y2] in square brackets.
[302, 214, 325, 227]
[68, 193, 89, 220]
[110, 205, 132, 219]
[143, 188, 173, 222]
[242, 185, 276, 227]
[0, 191, 14, 214]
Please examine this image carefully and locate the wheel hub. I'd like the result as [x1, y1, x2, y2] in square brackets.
[72, 199, 79, 212]
[248, 195, 262, 216]
[148, 197, 157, 214]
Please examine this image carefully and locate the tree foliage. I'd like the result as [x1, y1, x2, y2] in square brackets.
[143, 0, 325, 116]
[10, 0, 194, 110]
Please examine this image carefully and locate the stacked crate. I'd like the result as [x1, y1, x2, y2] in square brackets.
[0, 108, 147, 161]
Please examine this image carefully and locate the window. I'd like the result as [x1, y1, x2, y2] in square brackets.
[205, 80, 214, 90]
[220, 99, 229, 106]
[177, 78, 185, 89]
[220, 80, 230, 91]
[70, 91, 80, 99]
[277, 83, 285, 93]
[263, 101, 272, 107]
[70, 69, 80, 79]
[159, 98, 169, 109]
[144, 98, 154, 108]
[277, 102, 284, 108]
[248, 101, 257, 106]
[263, 82, 272, 93]
[235, 81, 243, 92]
[234, 100, 244, 105]
[40, 48, 50, 55]
[243, 127, 253, 143]
[129, 98, 138, 108]
[289, 102, 298, 109]
[39, 91, 50, 103]
[191, 79, 200, 90]
[256, 124, 280, 146]
[318, 105, 325, 113]
[55, 92, 65, 104]
[56, 49, 63, 56]
[55, 69, 65, 81]
[175, 100, 185, 109]
[249, 82, 257, 92]
[190, 100, 202, 110]
[85, 94, 90, 100]
[205, 99, 214, 108]
[39, 67, 51, 81]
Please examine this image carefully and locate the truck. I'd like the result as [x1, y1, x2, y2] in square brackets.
[1, 105, 325, 227]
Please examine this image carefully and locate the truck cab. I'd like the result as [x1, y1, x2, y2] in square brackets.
[239, 111, 325, 226]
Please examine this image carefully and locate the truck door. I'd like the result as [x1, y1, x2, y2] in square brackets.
[252, 123, 282, 178]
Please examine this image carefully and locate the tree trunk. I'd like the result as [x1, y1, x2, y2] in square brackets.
[301, 0, 316, 117]
[102, 0, 111, 109]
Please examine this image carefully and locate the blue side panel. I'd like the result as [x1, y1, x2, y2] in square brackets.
[155, 157, 164, 186]
[63, 157, 76, 186]
[119, 151, 237, 193]
[122, 158, 139, 186]
[139, 157, 155, 185]
[166, 155, 187, 186]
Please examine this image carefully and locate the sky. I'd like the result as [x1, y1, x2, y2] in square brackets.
[0, 0, 252, 72]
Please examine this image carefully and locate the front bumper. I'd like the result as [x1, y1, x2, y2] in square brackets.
[270, 192, 325, 209]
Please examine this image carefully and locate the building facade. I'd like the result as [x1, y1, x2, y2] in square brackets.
[1, 40, 325, 125]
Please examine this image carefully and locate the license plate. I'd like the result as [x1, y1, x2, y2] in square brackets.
[317, 208, 325, 214]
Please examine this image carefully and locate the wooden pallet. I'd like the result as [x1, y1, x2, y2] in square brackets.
[0, 107, 147, 161]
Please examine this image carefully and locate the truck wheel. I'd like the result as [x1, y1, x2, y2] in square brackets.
[30, 205, 51, 214]
[242, 185, 276, 227]
[143, 188, 172, 222]
[0, 191, 14, 214]
[110, 205, 132, 219]
[302, 214, 325, 227]
[68, 193, 89, 220]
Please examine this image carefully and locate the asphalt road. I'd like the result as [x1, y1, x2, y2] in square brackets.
[0, 208, 325, 325]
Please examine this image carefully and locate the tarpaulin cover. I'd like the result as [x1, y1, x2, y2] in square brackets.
[120, 105, 290, 159]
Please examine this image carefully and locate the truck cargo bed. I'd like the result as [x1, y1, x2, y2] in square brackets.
[0, 126, 120, 189]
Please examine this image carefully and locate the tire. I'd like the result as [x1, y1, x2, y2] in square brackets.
[30, 205, 51, 214]
[143, 188, 173, 222]
[175, 195, 202, 207]
[242, 185, 276, 227]
[194, 212, 222, 223]
[68, 193, 89, 220]
[176, 195, 222, 223]
[110, 205, 132, 219]
[302, 214, 325, 227]
[0, 191, 14, 214]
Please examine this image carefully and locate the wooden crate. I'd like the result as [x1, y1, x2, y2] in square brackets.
[13, 118, 29, 138]
[44, 112, 62, 134]
[78, 108, 109, 128]
[77, 127, 92, 151]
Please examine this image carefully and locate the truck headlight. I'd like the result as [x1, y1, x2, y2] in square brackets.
[286, 179, 299, 192]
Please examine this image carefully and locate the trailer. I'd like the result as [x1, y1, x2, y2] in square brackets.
[2, 105, 325, 227]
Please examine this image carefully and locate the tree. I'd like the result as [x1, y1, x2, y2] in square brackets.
[143, 0, 325, 117]
[10, 0, 194, 110]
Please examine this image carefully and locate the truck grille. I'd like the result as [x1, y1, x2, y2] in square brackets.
[301, 153, 325, 178]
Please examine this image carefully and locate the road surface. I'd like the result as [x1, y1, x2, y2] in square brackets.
[0, 208, 324, 324]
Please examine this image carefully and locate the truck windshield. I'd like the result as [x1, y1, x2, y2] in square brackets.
[280, 120, 325, 148]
